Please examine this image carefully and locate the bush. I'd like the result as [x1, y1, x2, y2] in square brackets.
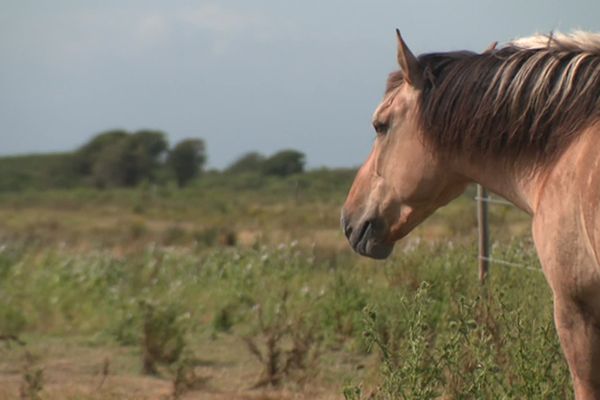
[262, 150, 305, 177]
[168, 138, 206, 187]
[226, 152, 265, 174]
[141, 301, 187, 375]
[243, 289, 321, 387]
[77, 129, 168, 188]
[0, 305, 26, 344]
[344, 244, 571, 400]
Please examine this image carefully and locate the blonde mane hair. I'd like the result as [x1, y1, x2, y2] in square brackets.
[511, 31, 600, 51]
[388, 31, 600, 165]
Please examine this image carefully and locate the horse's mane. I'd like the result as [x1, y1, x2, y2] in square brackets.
[388, 31, 600, 166]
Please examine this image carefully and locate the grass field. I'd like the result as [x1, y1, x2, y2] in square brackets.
[0, 171, 571, 399]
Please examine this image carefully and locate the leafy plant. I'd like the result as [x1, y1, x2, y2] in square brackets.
[141, 301, 187, 375]
[243, 289, 321, 388]
[20, 351, 43, 400]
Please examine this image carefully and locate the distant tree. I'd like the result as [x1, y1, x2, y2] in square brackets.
[126, 130, 168, 185]
[262, 150, 305, 177]
[73, 129, 129, 175]
[168, 138, 206, 187]
[75, 129, 168, 188]
[225, 152, 265, 174]
[91, 138, 130, 187]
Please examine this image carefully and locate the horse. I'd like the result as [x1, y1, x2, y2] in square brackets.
[341, 30, 600, 399]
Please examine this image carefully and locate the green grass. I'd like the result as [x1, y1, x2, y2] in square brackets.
[0, 171, 530, 252]
[0, 237, 571, 398]
[0, 170, 561, 398]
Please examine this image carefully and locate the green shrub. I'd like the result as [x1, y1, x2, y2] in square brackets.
[0, 305, 26, 342]
[320, 275, 368, 342]
[141, 301, 187, 375]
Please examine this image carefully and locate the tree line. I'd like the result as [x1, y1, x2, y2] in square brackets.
[72, 129, 205, 188]
[0, 129, 307, 191]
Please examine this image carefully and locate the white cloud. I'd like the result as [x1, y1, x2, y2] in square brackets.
[135, 14, 170, 43]
[179, 3, 264, 35]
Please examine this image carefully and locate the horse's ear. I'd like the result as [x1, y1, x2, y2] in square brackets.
[483, 41, 498, 53]
[396, 29, 423, 89]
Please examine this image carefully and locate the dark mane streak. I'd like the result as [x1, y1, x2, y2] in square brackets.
[389, 34, 600, 166]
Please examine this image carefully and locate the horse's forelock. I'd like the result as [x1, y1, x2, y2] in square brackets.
[385, 70, 404, 95]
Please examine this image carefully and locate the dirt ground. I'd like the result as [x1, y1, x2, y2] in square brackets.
[0, 335, 360, 400]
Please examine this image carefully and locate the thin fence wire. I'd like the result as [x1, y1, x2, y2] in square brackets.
[479, 256, 543, 273]
[476, 185, 542, 280]
[474, 196, 514, 206]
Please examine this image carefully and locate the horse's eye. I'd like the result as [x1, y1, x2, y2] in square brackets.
[373, 121, 389, 135]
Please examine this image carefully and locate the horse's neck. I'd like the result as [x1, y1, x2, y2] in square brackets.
[453, 126, 600, 216]
[452, 157, 546, 215]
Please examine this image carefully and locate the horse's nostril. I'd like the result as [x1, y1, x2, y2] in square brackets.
[357, 220, 373, 243]
[341, 213, 353, 239]
[344, 225, 353, 238]
[342, 214, 378, 248]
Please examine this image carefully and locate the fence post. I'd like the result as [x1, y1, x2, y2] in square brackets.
[477, 185, 490, 283]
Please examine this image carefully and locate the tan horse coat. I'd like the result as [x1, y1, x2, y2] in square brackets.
[342, 31, 600, 398]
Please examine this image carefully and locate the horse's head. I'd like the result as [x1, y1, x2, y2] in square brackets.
[341, 31, 468, 259]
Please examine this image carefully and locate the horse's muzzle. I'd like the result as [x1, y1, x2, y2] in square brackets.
[341, 211, 393, 259]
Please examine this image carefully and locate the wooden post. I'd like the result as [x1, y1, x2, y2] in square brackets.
[477, 185, 490, 283]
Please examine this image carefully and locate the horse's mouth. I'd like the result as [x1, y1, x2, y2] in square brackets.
[355, 240, 394, 259]
[341, 212, 395, 259]
[349, 220, 394, 259]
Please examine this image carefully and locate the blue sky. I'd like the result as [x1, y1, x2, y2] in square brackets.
[2, 0, 600, 168]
